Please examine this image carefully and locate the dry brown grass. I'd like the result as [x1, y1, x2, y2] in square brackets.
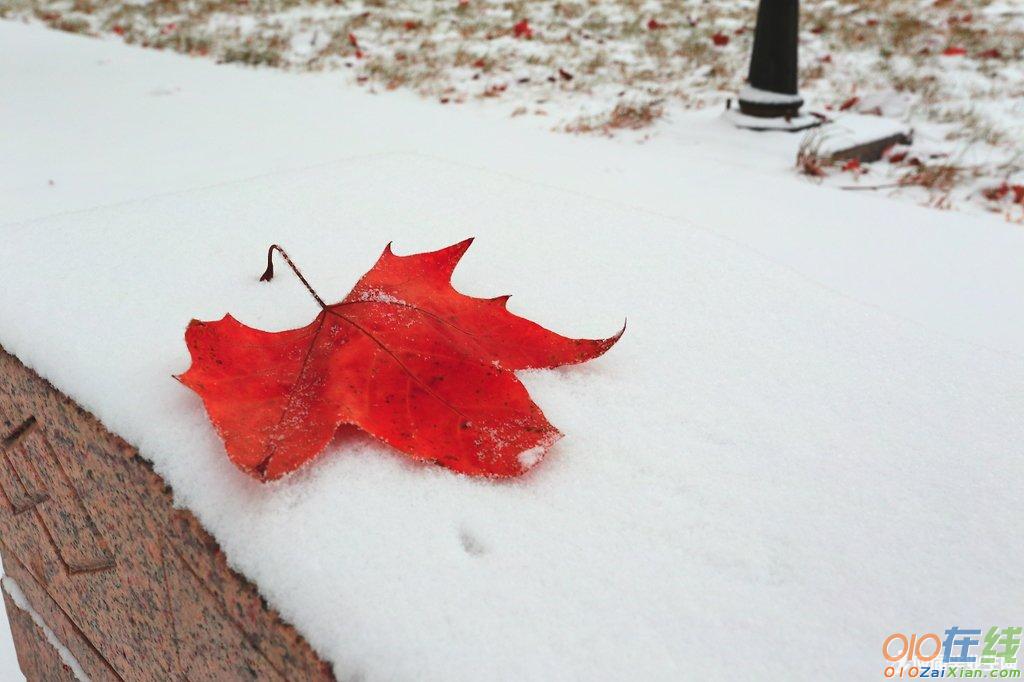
[564, 100, 665, 134]
[795, 131, 831, 179]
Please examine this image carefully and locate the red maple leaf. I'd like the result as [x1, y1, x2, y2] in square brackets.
[178, 241, 622, 481]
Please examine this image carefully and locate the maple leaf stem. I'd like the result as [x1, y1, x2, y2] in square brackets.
[260, 244, 327, 310]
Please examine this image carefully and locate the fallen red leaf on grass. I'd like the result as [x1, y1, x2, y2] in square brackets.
[839, 96, 860, 111]
[983, 183, 1024, 204]
[513, 19, 533, 39]
[347, 32, 363, 57]
[942, 46, 967, 56]
[711, 32, 730, 46]
[983, 183, 1010, 201]
[178, 241, 623, 481]
[647, 18, 665, 30]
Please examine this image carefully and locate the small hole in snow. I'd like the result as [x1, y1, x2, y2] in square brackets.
[459, 529, 487, 557]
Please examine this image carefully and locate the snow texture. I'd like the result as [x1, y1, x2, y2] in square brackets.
[2, 23, 1024, 682]
[737, 85, 804, 105]
[2, 577, 88, 681]
[724, 109, 821, 132]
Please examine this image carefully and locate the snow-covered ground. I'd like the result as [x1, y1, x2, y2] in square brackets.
[3, 0, 1023, 217]
[2, 20, 1024, 682]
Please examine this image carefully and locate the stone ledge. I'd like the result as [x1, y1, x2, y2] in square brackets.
[0, 345, 335, 681]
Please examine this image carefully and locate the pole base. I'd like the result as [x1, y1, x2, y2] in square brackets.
[729, 85, 822, 132]
[736, 85, 804, 118]
[725, 109, 823, 133]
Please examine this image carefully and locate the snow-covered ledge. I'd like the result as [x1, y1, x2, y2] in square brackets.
[3, 21, 1023, 682]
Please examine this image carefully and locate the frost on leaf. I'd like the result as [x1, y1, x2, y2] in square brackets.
[177, 239, 623, 481]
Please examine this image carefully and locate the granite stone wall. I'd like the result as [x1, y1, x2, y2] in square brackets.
[0, 346, 334, 681]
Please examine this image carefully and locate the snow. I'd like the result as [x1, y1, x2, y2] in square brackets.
[515, 446, 545, 469]
[5, 0, 1022, 215]
[2, 22, 1024, 682]
[724, 109, 821, 132]
[2, 577, 88, 681]
[737, 85, 803, 105]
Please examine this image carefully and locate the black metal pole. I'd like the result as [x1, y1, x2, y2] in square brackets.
[738, 0, 803, 118]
